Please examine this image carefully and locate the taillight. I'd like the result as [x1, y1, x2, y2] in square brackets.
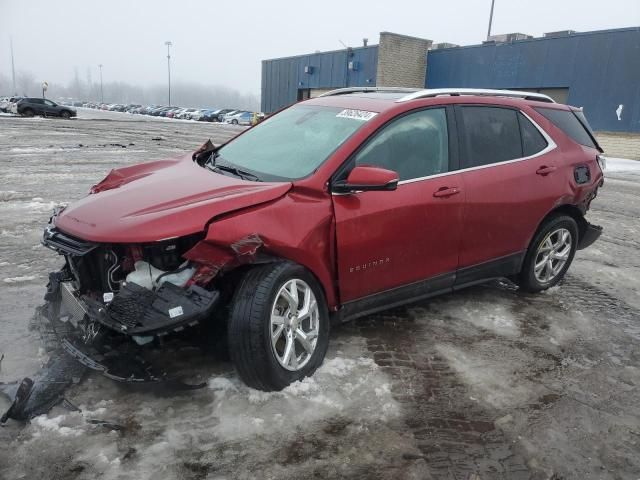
[596, 154, 607, 172]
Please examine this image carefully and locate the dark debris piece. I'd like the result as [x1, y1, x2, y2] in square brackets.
[0, 351, 86, 423]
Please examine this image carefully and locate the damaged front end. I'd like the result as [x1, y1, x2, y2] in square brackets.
[41, 224, 221, 384]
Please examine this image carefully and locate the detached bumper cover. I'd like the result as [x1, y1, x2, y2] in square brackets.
[577, 222, 603, 250]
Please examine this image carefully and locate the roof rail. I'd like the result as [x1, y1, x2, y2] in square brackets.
[396, 88, 556, 103]
[318, 87, 421, 97]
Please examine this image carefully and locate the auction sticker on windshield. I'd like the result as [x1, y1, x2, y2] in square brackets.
[336, 109, 378, 121]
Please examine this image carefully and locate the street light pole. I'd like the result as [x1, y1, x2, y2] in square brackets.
[486, 0, 496, 40]
[10, 37, 16, 95]
[98, 64, 104, 103]
[164, 41, 172, 106]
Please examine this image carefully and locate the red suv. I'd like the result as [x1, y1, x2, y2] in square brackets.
[42, 88, 604, 391]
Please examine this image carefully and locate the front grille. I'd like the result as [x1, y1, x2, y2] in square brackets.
[60, 281, 89, 322]
[42, 226, 97, 256]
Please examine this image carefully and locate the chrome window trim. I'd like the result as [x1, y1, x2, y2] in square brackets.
[330, 108, 556, 193]
[397, 110, 556, 185]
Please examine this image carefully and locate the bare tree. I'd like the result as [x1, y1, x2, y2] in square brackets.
[15, 71, 37, 96]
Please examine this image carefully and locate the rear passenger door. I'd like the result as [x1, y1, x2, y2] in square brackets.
[455, 105, 561, 282]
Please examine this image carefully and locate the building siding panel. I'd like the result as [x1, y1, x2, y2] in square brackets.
[261, 46, 378, 112]
[426, 27, 640, 132]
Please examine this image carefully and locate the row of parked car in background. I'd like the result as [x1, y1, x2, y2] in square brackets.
[0, 96, 77, 118]
[81, 102, 262, 125]
[1, 96, 262, 125]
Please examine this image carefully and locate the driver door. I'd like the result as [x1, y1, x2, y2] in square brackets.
[332, 107, 464, 303]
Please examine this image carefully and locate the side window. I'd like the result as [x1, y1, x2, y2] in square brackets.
[518, 113, 548, 156]
[44, 100, 55, 106]
[31, 99, 44, 105]
[460, 106, 522, 167]
[354, 108, 449, 181]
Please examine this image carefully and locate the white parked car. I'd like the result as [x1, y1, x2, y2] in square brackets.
[176, 108, 197, 119]
[189, 109, 206, 121]
[0, 97, 10, 113]
[220, 110, 242, 122]
[224, 111, 253, 125]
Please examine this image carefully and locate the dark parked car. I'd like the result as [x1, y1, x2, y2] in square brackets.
[198, 109, 219, 121]
[15, 98, 76, 118]
[41, 88, 604, 391]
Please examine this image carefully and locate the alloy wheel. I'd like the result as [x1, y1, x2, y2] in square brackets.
[270, 278, 319, 371]
[534, 227, 572, 283]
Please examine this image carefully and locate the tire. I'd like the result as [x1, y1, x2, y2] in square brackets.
[60, 110, 71, 119]
[21, 108, 34, 117]
[231, 119, 238, 125]
[517, 214, 578, 293]
[228, 262, 330, 391]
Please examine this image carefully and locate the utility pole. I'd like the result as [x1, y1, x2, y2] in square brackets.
[98, 64, 104, 103]
[486, 0, 496, 40]
[164, 41, 172, 106]
[10, 37, 16, 95]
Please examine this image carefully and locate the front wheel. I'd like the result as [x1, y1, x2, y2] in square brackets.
[517, 215, 578, 293]
[227, 262, 330, 391]
[231, 119, 238, 125]
[60, 110, 71, 119]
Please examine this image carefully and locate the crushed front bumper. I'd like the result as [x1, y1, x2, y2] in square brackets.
[43, 273, 220, 385]
[52, 276, 220, 337]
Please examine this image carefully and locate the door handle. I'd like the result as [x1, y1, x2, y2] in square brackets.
[433, 186, 461, 198]
[536, 165, 557, 176]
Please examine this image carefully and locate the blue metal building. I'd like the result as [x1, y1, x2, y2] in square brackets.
[426, 27, 640, 133]
[261, 45, 379, 114]
[261, 27, 640, 134]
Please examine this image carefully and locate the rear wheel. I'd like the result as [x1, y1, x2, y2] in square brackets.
[21, 108, 34, 117]
[517, 215, 578, 293]
[227, 262, 330, 391]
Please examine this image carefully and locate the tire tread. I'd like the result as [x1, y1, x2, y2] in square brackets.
[228, 262, 294, 390]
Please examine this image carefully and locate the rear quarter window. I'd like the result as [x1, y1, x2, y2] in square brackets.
[518, 113, 548, 157]
[535, 107, 597, 149]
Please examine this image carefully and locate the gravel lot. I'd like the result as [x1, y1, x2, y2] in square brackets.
[0, 109, 639, 480]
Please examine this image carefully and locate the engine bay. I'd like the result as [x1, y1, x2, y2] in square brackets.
[40, 226, 220, 384]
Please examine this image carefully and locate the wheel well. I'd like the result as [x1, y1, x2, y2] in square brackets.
[213, 257, 331, 314]
[539, 205, 587, 241]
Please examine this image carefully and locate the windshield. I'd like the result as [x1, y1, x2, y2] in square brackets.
[215, 105, 370, 181]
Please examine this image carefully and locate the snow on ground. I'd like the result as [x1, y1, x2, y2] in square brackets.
[3, 341, 406, 480]
[604, 156, 640, 173]
[3, 275, 39, 284]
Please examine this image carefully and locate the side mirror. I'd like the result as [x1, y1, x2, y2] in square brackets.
[332, 165, 399, 194]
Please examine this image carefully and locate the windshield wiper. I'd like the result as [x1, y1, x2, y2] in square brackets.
[205, 152, 261, 182]
[210, 162, 261, 182]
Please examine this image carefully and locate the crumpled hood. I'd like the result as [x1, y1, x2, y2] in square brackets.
[54, 154, 292, 243]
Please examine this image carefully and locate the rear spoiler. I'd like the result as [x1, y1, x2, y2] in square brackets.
[570, 107, 604, 153]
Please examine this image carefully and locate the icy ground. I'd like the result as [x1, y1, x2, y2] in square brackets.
[0, 110, 639, 479]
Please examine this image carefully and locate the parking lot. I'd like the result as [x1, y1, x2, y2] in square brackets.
[0, 109, 639, 479]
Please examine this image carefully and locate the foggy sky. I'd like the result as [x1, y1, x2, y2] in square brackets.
[1, 0, 639, 96]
